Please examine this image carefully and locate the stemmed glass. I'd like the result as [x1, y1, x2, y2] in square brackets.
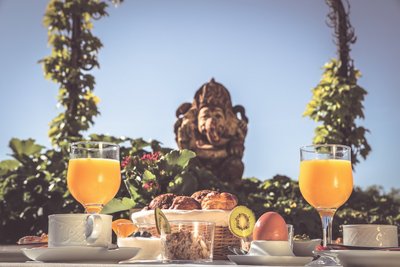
[299, 145, 353, 247]
[67, 141, 121, 213]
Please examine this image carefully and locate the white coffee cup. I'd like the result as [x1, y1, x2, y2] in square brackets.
[48, 214, 112, 247]
[343, 224, 398, 247]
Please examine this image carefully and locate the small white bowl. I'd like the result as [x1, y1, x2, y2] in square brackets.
[343, 224, 398, 247]
[117, 237, 161, 260]
[293, 239, 321, 257]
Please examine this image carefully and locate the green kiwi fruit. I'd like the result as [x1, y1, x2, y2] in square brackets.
[229, 205, 256, 238]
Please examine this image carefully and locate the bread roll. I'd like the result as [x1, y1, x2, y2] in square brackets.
[201, 192, 238, 210]
[191, 190, 217, 203]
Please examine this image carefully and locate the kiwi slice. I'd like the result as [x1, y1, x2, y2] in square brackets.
[154, 207, 171, 235]
[229, 205, 256, 238]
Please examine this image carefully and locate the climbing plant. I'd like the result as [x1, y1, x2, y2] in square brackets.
[0, 0, 113, 244]
[40, 0, 107, 148]
[304, 0, 371, 166]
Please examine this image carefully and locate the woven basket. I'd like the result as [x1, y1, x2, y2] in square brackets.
[212, 225, 241, 259]
[131, 209, 240, 260]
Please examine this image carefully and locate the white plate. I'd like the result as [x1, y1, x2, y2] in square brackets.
[325, 250, 400, 267]
[227, 255, 313, 266]
[22, 246, 140, 263]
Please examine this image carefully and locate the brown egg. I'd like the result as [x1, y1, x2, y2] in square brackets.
[253, 211, 288, 241]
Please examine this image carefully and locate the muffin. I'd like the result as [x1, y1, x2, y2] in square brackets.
[169, 196, 201, 210]
[148, 193, 176, 209]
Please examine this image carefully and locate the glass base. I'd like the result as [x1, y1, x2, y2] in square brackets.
[307, 252, 342, 266]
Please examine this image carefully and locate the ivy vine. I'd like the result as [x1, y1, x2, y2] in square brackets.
[40, 0, 107, 147]
[304, 0, 371, 166]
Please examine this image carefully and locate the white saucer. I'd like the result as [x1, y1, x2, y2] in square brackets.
[22, 246, 140, 263]
[323, 250, 400, 267]
[227, 255, 313, 266]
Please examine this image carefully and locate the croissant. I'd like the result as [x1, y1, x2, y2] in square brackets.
[201, 192, 238, 210]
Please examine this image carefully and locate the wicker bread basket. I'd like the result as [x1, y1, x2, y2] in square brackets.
[131, 209, 240, 260]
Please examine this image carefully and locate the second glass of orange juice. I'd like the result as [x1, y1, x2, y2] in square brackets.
[299, 144, 353, 247]
[67, 141, 121, 213]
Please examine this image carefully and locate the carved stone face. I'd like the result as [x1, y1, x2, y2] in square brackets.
[198, 106, 226, 145]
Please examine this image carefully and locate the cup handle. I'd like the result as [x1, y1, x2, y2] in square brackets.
[85, 214, 102, 244]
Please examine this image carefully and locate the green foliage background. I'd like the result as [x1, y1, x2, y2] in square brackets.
[2, 137, 400, 244]
[0, 0, 398, 245]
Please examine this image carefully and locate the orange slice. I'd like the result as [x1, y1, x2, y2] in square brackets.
[112, 219, 137, 237]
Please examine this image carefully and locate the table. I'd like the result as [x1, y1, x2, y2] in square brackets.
[0, 263, 232, 267]
[0, 264, 338, 267]
[0, 260, 343, 267]
[0, 245, 342, 267]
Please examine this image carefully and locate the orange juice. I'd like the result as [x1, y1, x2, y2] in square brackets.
[67, 158, 121, 212]
[299, 159, 353, 209]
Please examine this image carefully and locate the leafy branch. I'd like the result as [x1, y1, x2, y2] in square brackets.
[304, 0, 371, 166]
[40, 0, 108, 147]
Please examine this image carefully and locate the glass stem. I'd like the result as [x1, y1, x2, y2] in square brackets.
[318, 208, 336, 247]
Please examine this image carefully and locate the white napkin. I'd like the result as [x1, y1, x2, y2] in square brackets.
[248, 240, 295, 256]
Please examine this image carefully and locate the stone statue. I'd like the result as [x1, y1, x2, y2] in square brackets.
[174, 78, 248, 185]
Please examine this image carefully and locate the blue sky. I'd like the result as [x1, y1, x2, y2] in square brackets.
[0, 0, 399, 190]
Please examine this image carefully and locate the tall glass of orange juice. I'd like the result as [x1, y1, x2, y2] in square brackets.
[299, 144, 353, 247]
[67, 141, 121, 213]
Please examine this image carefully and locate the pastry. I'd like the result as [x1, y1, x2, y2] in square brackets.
[17, 233, 48, 244]
[191, 190, 217, 203]
[169, 196, 201, 210]
[201, 192, 238, 210]
[148, 193, 176, 209]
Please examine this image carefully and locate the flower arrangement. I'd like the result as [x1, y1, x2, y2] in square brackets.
[101, 138, 231, 214]
[121, 148, 197, 207]
[101, 138, 197, 213]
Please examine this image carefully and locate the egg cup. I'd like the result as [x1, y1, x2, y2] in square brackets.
[242, 224, 294, 252]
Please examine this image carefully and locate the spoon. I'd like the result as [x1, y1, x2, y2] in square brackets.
[228, 246, 248, 255]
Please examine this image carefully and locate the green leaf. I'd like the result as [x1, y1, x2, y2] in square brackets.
[9, 138, 44, 159]
[124, 179, 139, 201]
[128, 138, 151, 154]
[165, 149, 196, 168]
[168, 171, 198, 195]
[0, 160, 21, 175]
[101, 197, 135, 214]
[143, 170, 156, 180]
[89, 134, 129, 144]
